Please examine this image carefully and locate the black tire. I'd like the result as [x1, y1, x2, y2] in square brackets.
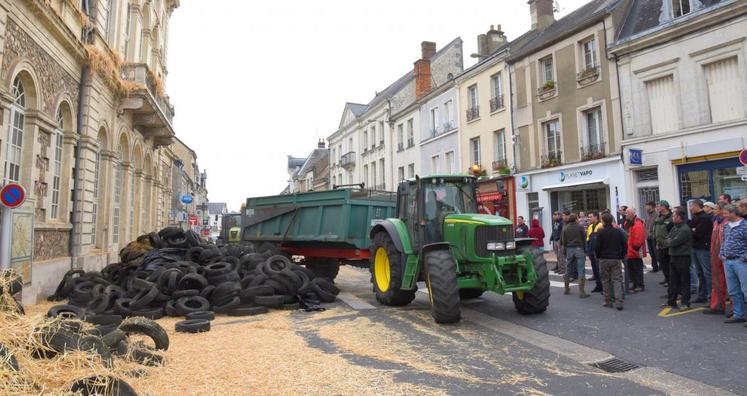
[199, 285, 216, 300]
[68, 375, 138, 396]
[129, 286, 159, 310]
[186, 310, 215, 321]
[165, 300, 179, 317]
[370, 232, 415, 306]
[424, 250, 461, 324]
[129, 307, 164, 320]
[172, 289, 200, 299]
[34, 326, 80, 358]
[101, 329, 127, 348]
[84, 314, 123, 326]
[305, 259, 340, 281]
[118, 317, 170, 351]
[212, 296, 241, 313]
[240, 285, 274, 304]
[227, 306, 268, 316]
[458, 288, 484, 300]
[258, 242, 279, 255]
[78, 335, 114, 367]
[47, 304, 84, 319]
[207, 271, 240, 286]
[175, 319, 211, 333]
[86, 293, 111, 314]
[0, 343, 18, 371]
[126, 341, 165, 367]
[512, 248, 550, 315]
[211, 282, 241, 306]
[85, 323, 119, 337]
[253, 295, 284, 308]
[175, 296, 211, 316]
[178, 273, 208, 291]
[281, 302, 300, 311]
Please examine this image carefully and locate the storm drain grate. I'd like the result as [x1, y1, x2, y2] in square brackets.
[589, 358, 641, 373]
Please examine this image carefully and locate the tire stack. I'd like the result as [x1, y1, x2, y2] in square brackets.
[47, 227, 341, 334]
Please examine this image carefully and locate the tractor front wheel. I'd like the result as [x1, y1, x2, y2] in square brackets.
[458, 288, 484, 300]
[424, 250, 461, 324]
[370, 233, 415, 306]
[512, 247, 550, 314]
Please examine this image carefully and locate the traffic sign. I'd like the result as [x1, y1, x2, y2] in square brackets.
[740, 150, 747, 166]
[0, 184, 26, 209]
[189, 215, 199, 226]
[181, 195, 193, 204]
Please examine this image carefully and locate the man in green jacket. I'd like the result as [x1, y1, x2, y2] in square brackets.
[655, 201, 674, 286]
[664, 207, 693, 310]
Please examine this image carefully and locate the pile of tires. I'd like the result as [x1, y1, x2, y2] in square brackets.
[47, 227, 340, 330]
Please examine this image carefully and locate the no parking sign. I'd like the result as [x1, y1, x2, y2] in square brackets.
[0, 184, 26, 209]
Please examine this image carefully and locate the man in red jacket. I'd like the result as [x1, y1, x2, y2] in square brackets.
[625, 207, 647, 292]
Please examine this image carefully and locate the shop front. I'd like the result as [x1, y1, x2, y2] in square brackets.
[676, 156, 746, 204]
[515, 157, 627, 245]
[476, 176, 516, 223]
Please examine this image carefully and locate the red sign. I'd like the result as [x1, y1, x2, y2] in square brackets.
[201, 228, 210, 236]
[188, 215, 199, 226]
[0, 183, 26, 209]
[740, 150, 747, 166]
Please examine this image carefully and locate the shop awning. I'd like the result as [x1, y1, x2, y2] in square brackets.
[541, 178, 608, 191]
[477, 192, 504, 202]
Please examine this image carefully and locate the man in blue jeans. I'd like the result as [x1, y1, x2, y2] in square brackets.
[561, 214, 588, 298]
[689, 199, 713, 303]
[720, 204, 747, 324]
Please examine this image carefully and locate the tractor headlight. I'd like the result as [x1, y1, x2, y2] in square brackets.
[505, 241, 516, 250]
[487, 242, 505, 251]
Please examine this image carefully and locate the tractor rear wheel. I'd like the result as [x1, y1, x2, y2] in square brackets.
[370, 233, 415, 306]
[512, 247, 550, 314]
[458, 288, 484, 300]
[424, 250, 461, 324]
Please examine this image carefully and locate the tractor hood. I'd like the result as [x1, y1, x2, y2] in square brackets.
[443, 213, 513, 226]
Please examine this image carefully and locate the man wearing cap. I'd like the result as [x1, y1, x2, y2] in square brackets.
[720, 204, 747, 324]
[655, 201, 674, 287]
[705, 202, 729, 315]
[703, 201, 717, 216]
[688, 199, 713, 304]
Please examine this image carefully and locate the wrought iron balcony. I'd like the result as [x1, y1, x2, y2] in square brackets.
[466, 106, 480, 122]
[581, 142, 605, 161]
[541, 151, 563, 168]
[120, 63, 175, 146]
[442, 121, 456, 132]
[340, 152, 356, 169]
[397, 143, 404, 152]
[407, 138, 415, 148]
[490, 95, 505, 112]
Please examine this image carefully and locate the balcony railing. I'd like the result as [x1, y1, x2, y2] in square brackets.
[120, 63, 175, 146]
[397, 143, 404, 152]
[466, 106, 480, 122]
[407, 138, 414, 148]
[541, 151, 563, 168]
[581, 142, 605, 161]
[340, 152, 356, 169]
[429, 127, 438, 138]
[442, 121, 456, 132]
[490, 95, 505, 112]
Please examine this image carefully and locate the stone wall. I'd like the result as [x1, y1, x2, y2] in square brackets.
[33, 228, 70, 261]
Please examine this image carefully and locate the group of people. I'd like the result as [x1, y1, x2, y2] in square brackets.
[538, 194, 747, 318]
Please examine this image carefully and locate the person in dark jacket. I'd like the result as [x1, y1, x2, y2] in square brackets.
[688, 199, 713, 303]
[550, 212, 564, 273]
[664, 208, 693, 310]
[561, 214, 588, 298]
[655, 201, 674, 287]
[644, 201, 659, 272]
[528, 218, 545, 250]
[515, 216, 529, 238]
[595, 213, 626, 310]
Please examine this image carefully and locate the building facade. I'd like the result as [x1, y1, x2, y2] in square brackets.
[328, 39, 464, 191]
[0, 0, 207, 304]
[611, 0, 747, 208]
[287, 140, 330, 193]
[418, 81, 460, 177]
[510, 0, 627, 241]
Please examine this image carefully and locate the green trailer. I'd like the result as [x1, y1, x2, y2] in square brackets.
[242, 188, 396, 279]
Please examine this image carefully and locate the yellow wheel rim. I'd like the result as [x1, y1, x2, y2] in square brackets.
[426, 272, 435, 306]
[374, 248, 391, 292]
[515, 291, 525, 300]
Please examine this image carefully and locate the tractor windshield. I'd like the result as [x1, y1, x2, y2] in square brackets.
[423, 182, 477, 222]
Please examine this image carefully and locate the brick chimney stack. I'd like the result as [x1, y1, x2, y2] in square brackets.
[415, 41, 435, 100]
[528, 0, 555, 30]
[472, 25, 508, 61]
[318, 139, 326, 149]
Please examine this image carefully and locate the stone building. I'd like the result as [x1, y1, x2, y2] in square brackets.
[610, 0, 747, 208]
[328, 39, 463, 192]
[0, 0, 196, 303]
[509, 0, 628, 240]
[167, 137, 207, 230]
[286, 140, 330, 193]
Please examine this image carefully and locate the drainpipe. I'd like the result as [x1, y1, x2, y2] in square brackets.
[508, 62, 517, 174]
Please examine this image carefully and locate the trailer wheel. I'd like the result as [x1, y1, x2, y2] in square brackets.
[305, 259, 340, 281]
[424, 250, 461, 324]
[370, 232, 415, 307]
[512, 247, 550, 315]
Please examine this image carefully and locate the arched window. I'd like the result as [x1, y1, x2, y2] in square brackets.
[50, 107, 64, 219]
[4, 76, 25, 184]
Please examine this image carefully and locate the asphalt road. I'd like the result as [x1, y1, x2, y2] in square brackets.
[324, 264, 742, 396]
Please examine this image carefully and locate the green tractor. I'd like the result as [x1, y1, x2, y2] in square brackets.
[369, 175, 550, 323]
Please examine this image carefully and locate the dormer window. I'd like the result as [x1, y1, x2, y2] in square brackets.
[671, 0, 691, 18]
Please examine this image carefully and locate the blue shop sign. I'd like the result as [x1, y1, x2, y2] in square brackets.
[181, 195, 194, 204]
[629, 149, 642, 165]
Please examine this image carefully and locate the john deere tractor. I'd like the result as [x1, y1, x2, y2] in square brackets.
[369, 175, 550, 323]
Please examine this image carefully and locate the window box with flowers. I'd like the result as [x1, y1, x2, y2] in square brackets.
[537, 80, 557, 100]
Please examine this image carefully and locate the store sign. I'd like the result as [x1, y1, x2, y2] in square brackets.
[559, 169, 593, 183]
[629, 149, 643, 166]
[518, 175, 531, 192]
[739, 150, 747, 166]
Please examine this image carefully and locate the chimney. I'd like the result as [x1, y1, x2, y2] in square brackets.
[318, 139, 326, 149]
[415, 41, 434, 100]
[528, 0, 555, 30]
[486, 24, 507, 54]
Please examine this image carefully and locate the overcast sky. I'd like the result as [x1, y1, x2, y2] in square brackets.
[166, 0, 589, 211]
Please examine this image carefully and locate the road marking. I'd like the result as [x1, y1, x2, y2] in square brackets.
[550, 280, 566, 288]
[337, 292, 377, 310]
[657, 306, 705, 318]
